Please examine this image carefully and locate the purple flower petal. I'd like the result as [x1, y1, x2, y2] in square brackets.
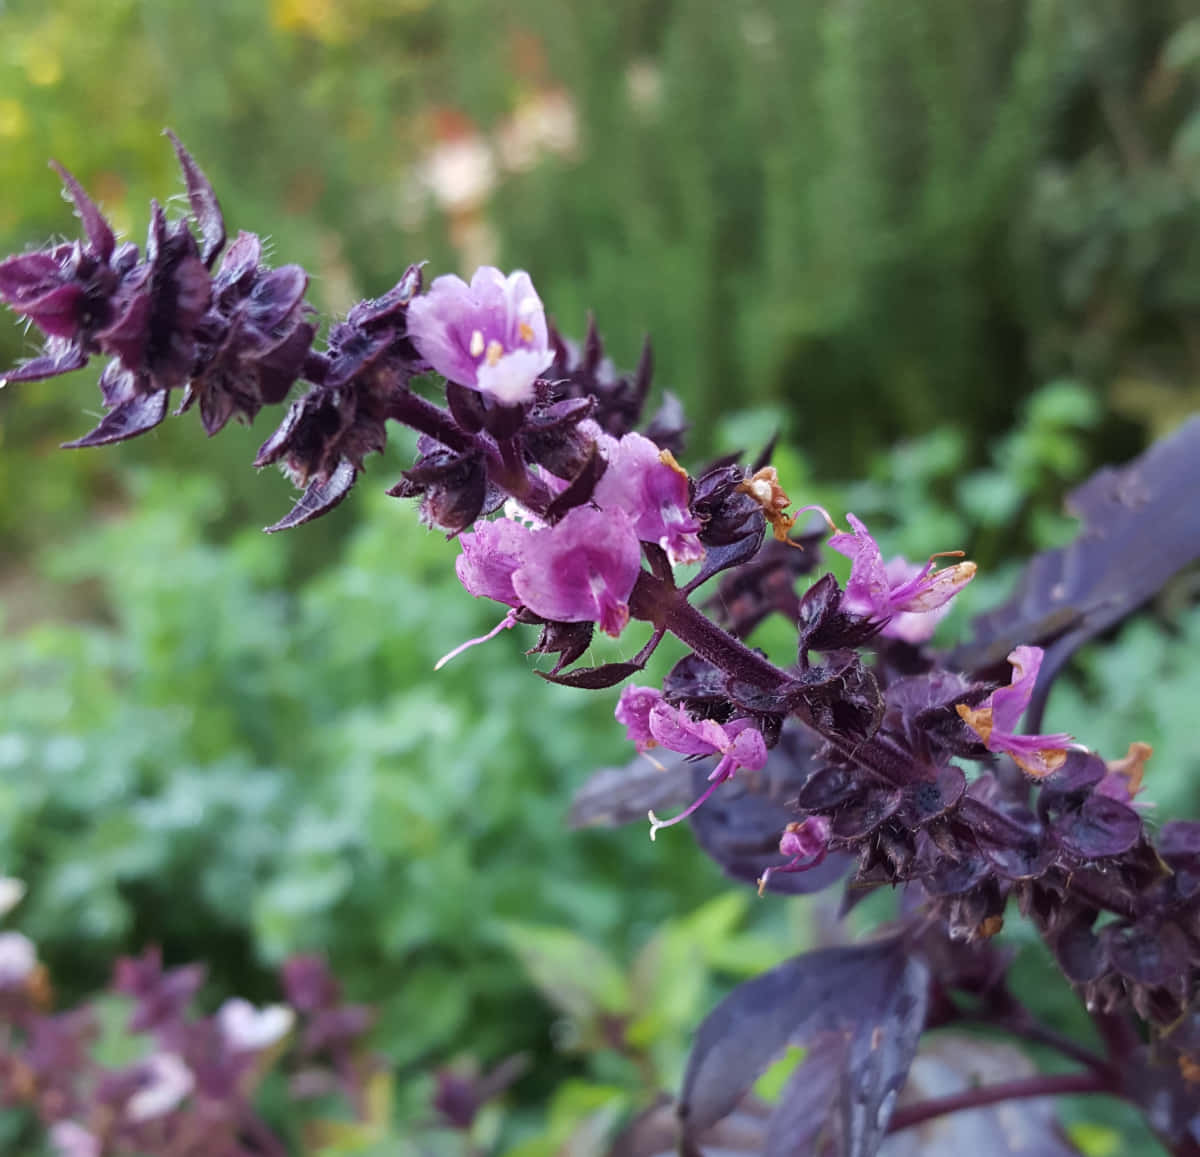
[511, 505, 642, 636]
[592, 431, 704, 564]
[407, 266, 553, 404]
[956, 646, 1073, 778]
[615, 684, 665, 752]
[455, 517, 534, 607]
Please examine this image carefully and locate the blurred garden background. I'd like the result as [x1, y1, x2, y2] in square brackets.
[1, 0, 1200, 1152]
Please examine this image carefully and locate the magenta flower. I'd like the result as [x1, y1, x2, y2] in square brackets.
[628, 702, 768, 839]
[511, 505, 643, 637]
[756, 816, 833, 895]
[591, 429, 704, 564]
[956, 645, 1074, 778]
[829, 513, 975, 638]
[455, 517, 534, 607]
[615, 684, 666, 753]
[406, 266, 553, 405]
[875, 557, 954, 644]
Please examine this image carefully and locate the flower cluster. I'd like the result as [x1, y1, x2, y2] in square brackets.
[0, 924, 374, 1157]
[5, 138, 1200, 1154]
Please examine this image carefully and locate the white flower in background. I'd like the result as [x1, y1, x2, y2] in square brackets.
[217, 997, 295, 1052]
[0, 931, 36, 988]
[126, 1053, 194, 1122]
[48, 1122, 101, 1157]
[0, 877, 25, 918]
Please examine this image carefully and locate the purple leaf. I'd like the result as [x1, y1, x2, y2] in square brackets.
[544, 438, 608, 522]
[1053, 793, 1143, 860]
[568, 749, 695, 830]
[50, 162, 115, 262]
[2, 341, 89, 383]
[265, 459, 358, 532]
[954, 417, 1200, 724]
[678, 938, 929, 1157]
[61, 390, 168, 447]
[763, 1034, 847, 1157]
[534, 659, 646, 689]
[166, 131, 226, 266]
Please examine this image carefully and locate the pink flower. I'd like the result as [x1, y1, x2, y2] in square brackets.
[406, 266, 553, 404]
[632, 702, 768, 839]
[615, 684, 666, 753]
[956, 645, 1073, 778]
[829, 513, 975, 640]
[217, 998, 295, 1053]
[756, 816, 833, 895]
[0, 931, 36, 989]
[126, 1053, 194, 1122]
[455, 517, 534, 607]
[591, 429, 704, 565]
[511, 505, 643, 637]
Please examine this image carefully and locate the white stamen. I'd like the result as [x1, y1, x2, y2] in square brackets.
[469, 329, 485, 357]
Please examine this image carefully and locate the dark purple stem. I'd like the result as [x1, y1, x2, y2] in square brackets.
[982, 1010, 1115, 1077]
[886, 1071, 1110, 1134]
[633, 573, 790, 690]
[383, 390, 557, 512]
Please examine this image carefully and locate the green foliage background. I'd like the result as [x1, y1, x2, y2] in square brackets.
[1, 0, 1198, 1153]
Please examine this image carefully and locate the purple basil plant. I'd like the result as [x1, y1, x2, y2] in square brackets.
[4, 137, 1200, 1156]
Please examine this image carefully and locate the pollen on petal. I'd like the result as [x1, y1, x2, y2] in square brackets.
[957, 702, 994, 745]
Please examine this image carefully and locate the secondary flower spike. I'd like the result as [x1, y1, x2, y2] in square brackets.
[406, 266, 553, 405]
[956, 645, 1073, 777]
[829, 512, 975, 640]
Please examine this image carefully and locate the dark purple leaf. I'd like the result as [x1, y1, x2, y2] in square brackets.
[1051, 910, 1108, 983]
[897, 767, 966, 828]
[954, 417, 1200, 723]
[829, 788, 904, 841]
[795, 766, 860, 812]
[1106, 922, 1189, 987]
[763, 1034, 847, 1157]
[611, 1094, 770, 1157]
[524, 618, 594, 672]
[445, 380, 488, 433]
[678, 938, 929, 1157]
[921, 854, 991, 897]
[838, 950, 929, 1157]
[265, 459, 358, 532]
[62, 390, 168, 447]
[1121, 1046, 1200, 1149]
[535, 660, 646, 690]
[568, 749, 695, 830]
[50, 161, 115, 262]
[797, 574, 884, 654]
[1054, 794, 1143, 861]
[790, 651, 884, 740]
[2, 341, 89, 383]
[682, 528, 766, 593]
[544, 439, 608, 522]
[166, 131, 226, 266]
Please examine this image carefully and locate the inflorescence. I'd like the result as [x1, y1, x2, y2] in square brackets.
[4, 136, 1200, 1152]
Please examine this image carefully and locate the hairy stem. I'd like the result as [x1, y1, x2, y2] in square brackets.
[886, 1070, 1110, 1134]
